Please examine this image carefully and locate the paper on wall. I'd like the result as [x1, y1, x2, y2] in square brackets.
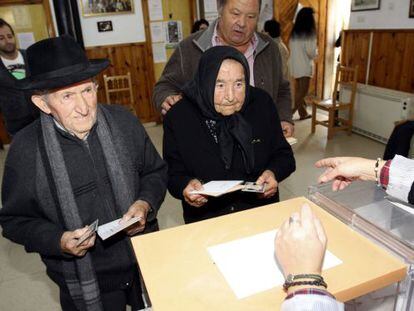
[148, 0, 163, 21]
[204, 0, 218, 13]
[150, 21, 165, 43]
[152, 42, 167, 63]
[16, 32, 35, 50]
[208, 229, 343, 299]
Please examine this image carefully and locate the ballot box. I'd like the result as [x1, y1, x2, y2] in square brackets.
[308, 181, 414, 311]
[131, 196, 407, 310]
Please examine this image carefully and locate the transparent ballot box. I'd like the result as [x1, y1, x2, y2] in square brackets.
[308, 181, 414, 311]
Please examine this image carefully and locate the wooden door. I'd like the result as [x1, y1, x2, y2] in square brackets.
[275, 0, 328, 99]
[0, 0, 55, 143]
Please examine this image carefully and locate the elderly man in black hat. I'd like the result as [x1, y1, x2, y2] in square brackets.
[0, 36, 167, 311]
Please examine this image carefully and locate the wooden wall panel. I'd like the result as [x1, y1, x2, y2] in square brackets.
[369, 32, 414, 93]
[342, 31, 370, 83]
[86, 43, 159, 123]
[274, 0, 298, 44]
[343, 30, 414, 93]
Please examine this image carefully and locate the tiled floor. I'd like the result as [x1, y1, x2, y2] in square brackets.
[0, 115, 389, 310]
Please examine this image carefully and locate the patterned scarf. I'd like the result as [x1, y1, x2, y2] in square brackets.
[40, 105, 135, 311]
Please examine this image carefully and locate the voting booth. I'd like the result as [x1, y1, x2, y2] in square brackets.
[131, 193, 410, 310]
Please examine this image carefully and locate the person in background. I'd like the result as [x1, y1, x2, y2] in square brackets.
[263, 19, 290, 81]
[383, 120, 414, 160]
[0, 18, 39, 136]
[153, 0, 294, 138]
[163, 46, 295, 224]
[191, 18, 209, 33]
[316, 156, 414, 205]
[289, 7, 317, 121]
[276, 204, 344, 310]
[0, 18, 25, 80]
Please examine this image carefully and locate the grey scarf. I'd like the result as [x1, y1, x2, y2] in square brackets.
[40, 106, 135, 311]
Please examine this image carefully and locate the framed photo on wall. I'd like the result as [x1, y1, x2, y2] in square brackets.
[410, 0, 414, 18]
[97, 21, 113, 32]
[80, 0, 134, 17]
[351, 0, 381, 12]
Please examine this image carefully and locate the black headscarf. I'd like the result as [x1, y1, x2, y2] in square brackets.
[182, 46, 254, 173]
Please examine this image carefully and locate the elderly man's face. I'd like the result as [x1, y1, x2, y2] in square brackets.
[214, 59, 246, 116]
[33, 80, 98, 139]
[0, 25, 17, 55]
[218, 0, 259, 49]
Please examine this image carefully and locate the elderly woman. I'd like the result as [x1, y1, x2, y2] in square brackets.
[163, 46, 295, 224]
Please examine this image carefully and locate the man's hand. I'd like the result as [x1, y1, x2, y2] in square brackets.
[121, 200, 150, 236]
[61, 227, 96, 257]
[161, 94, 182, 115]
[256, 170, 278, 198]
[275, 204, 327, 278]
[315, 157, 385, 191]
[281, 121, 294, 138]
[183, 179, 208, 207]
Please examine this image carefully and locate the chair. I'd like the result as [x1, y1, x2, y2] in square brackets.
[103, 72, 136, 116]
[311, 64, 358, 139]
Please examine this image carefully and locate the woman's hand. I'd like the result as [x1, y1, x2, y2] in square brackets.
[183, 179, 208, 207]
[275, 204, 327, 278]
[315, 157, 385, 191]
[256, 170, 278, 198]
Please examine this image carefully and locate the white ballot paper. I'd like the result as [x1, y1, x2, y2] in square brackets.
[190, 180, 244, 197]
[98, 217, 141, 240]
[208, 229, 342, 299]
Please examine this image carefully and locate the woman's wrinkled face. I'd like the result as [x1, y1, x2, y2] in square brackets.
[214, 59, 246, 116]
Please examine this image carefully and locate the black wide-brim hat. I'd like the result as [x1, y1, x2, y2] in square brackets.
[17, 35, 109, 90]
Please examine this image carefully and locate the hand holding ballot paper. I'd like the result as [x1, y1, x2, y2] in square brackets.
[185, 170, 279, 207]
[61, 221, 98, 257]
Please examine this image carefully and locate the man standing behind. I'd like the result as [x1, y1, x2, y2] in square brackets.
[0, 18, 38, 135]
[153, 0, 294, 137]
[0, 36, 167, 311]
[0, 18, 26, 79]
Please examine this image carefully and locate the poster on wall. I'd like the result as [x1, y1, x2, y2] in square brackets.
[410, 0, 414, 18]
[80, 0, 134, 17]
[164, 20, 183, 49]
[351, 0, 380, 12]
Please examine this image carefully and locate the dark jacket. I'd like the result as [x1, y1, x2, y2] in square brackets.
[153, 20, 293, 123]
[0, 105, 167, 292]
[163, 87, 295, 223]
[0, 49, 39, 135]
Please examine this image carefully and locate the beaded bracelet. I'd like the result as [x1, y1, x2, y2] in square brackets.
[283, 279, 327, 291]
[285, 273, 324, 282]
